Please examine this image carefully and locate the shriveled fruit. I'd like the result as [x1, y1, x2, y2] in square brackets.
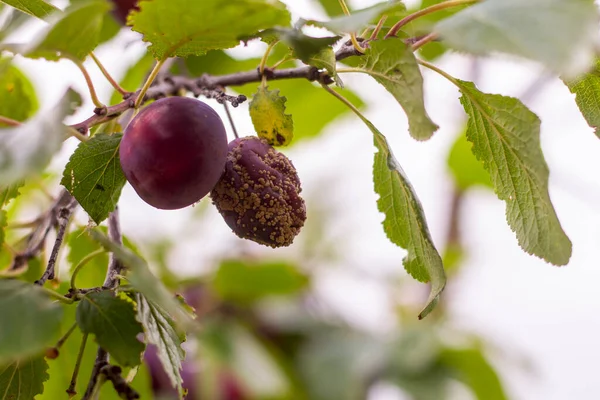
[211, 136, 306, 248]
[120, 97, 228, 210]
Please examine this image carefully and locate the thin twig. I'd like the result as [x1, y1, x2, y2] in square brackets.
[134, 58, 167, 108]
[67, 333, 89, 397]
[103, 208, 124, 289]
[0, 115, 21, 126]
[35, 196, 77, 285]
[411, 32, 439, 51]
[90, 52, 129, 96]
[66, 55, 106, 110]
[370, 15, 388, 40]
[82, 348, 108, 400]
[100, 365, 140, 400]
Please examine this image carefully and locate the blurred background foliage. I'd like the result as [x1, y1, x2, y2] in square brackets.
[0, 0, 519, 399]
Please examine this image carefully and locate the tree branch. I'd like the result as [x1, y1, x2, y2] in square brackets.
[69, 43, 362, 134]
[103, 207, 123, 289]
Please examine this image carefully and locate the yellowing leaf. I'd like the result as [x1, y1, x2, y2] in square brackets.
[249, 86, 293, 146]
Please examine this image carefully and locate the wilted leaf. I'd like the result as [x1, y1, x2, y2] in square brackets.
[250, 86, 294, 146]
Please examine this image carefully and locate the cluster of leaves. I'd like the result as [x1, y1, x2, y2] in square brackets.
[1, 0, 600, 398]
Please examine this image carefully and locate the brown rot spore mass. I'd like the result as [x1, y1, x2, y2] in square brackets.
[211, 136, 306, 248]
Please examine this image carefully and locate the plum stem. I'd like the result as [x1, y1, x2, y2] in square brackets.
[70, 248, 106, 290]
[223, 101, 239, 139]
[259, 41, 279, 87]
[90, 52, 129, 97]
[134, 58, 167, 109]
[385, 0, 479, 38]
[411, 32, 439, 51]
[67, 55, 106, 110]
[369, 15, 388, 40]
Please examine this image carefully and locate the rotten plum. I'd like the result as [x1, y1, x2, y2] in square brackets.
[211, 136, 306, 248]
[120, 97, 228, 210]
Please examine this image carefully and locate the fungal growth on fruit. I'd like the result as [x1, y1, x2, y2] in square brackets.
[119, 97, 228, 210]
[211, 136, 306, 248]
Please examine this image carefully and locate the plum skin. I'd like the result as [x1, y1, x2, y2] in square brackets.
[110, 0, 138, 24]
[120, 97, 228, 210]
[211, 136, 306, 247]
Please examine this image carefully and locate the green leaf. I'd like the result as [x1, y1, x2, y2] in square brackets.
[237, 80, 365, 143]
[129, 0, 291, 59]
[137, 294, 185, 395]
[0, 0, 58, 19]
[60, 133, 126, 224]
[110, 52, 155, 105]
[0, 279, 64, 362]
[0, 60, 39, 121]
[0, 356, 48, 399]
[315, 0, 348, 17]
[67, 227, 109, 288]
[0, 182, 22, 207]
[372, 128, 445, 319]
[307, 1, 405, 33]
[212, 259, 308, 303]
[90, 230, 194, 328]
[564, 59, 600, 138]
[439, 348, 507, 400]
[0, 88, 81, 187]
[0, 210, 6, 248]
[309, 47, 341, 86]
[447, 129, 493, 190]
[76, 291, 145, 367]
[457, 80, 572, 265]
[263, 28, 339, 65]
[359, 38, 438, 141]
[24, 0, 110, 61]
[435, 0, 598, 77]
[249, 86, 294, 146]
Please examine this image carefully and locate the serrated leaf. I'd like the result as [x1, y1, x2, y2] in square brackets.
[24, 0, 110, 61]
[76, 291, 145, 367]
[0, 181, 22, 207]
[0, 59, 39, 122]
[372, 129, 445, 319]
[457, 80, 572, 265]
[359, 38, 438, 140]
[213, 259, 308, 303]
[447, 129, 493, 190]
[307, 1, 405, 33]
[60, 133, 126, 224]
[129, 0, 291, 59]
[0, 356, 48, 399]
[137, 294, 185, 395]
[0, 0, 58, 19]
[0, 88, 81, 187]
[91, 230, 194, 328]
[564, 59, 600, 138]
[0, 279, 64, 362]
[435, 0, 598, 77]
[250, 86, 294, 146]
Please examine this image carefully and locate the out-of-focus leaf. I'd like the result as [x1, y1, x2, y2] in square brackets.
[0, 89, 81, 187]
[307, 1, 405, 33]
[440, 348, 507, 400]
[91, 230, 194, 328]
[129, 0, 291, 59]
[25, 0, 110, 61]
[0, 211, 6, 248]
[447, 129, 492, 190]
[137, 294, 185, 396]
[0, 279, 64, 363]
[564, 58, 600, 138]
[359, 38, 438, 140]
[0, 0, 58, 19]
[315, 0, 348, 17]
[249, 86, 294, 146]
[457, 80, 572, 265]
[76, 291, 145, 367]
[61, 133, 126, 224]
[309, 47, 341, 86]
[212, 259, 308, 303]
[261, 28, 340, 64]
[0, 59, 39, 121]
[436, 0, 598, 77]
[0, 356, 48, 399]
